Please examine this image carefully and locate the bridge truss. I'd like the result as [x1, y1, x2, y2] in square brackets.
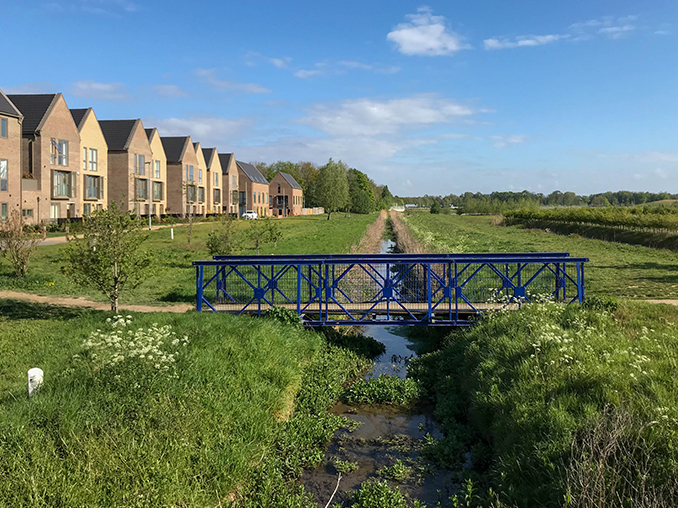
[193, 253, 588, 326]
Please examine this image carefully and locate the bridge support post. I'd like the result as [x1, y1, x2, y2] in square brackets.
[196, 265, 203, 312]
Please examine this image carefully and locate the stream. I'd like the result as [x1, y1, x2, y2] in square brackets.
[302, 239, 458, 506]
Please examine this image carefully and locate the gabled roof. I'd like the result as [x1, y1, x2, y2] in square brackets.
[7, 93, 59, 133]
[218, 153, 234, 173]
[280, 172, 302, 190]
[144, 127, 158, 142]
[99, 119, 141, 151]
[236, 161, 268, 184]
[160, 136, 191, 162]
[69, 108, 91, 131]
[0, 89, 22, 119]
[202, 147, 217, 168]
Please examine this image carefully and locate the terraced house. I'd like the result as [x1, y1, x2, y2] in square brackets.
[161, 136, 199, 217]
[70, 108, 107, 216]
[270, 171, 303, 217]
[145, 128, 167, 216]
[202, 147, 222, 214]
[219, 153, 239, 215]
[8, 93, 81, 222]
[99, 119, 154, 215]
[0, 89, 22, 222]
[193, 142, 208, 216]
[236, 161, 270, 218]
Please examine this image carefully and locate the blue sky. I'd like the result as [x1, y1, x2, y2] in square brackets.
[3, 0, 677, 196]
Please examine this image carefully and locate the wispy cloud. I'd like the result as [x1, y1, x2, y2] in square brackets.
[3, 81, 56, 94]
[151, 84, 189, 98]
[294, 69, 323, 79]
[243, 52, 292, 68]
[297, 94, 473, 136]
[294, 60, 400, 79]
[569, 15, 638, 40]
[194, 68, 271, 94]
[484, 34, 568, 50]
[71, 80, 128, 100]
[387, 6, 471, 56]
[490, 134, 527, 148]
[146, 115, 253, 145]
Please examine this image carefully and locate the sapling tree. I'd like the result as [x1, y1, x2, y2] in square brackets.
[0, 209, 41, 277]
[264, 217, 283, 248]
[248, 219, 267, 255]
[206, 213, 239, 255]
[61, 202, 153, 312]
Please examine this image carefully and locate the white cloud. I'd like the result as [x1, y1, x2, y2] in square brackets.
[71, 80, 128, 100]
[387, 6, 470, 56]
[338, 60, 373, 70]
[484, 34, 568, 50]
[294, 69, 323, 79]
[655, 30, 671, 36]
[569, 15, 638, 40]
[297, 94, 473, 136]
[146, 115, 253, 146]
[152, 84, 189, 98]
[3, 81, 56, 94]
[269, 57, 292, 68]
[194, 68, 271, 94]
[654, 168, 669, 179]
[599, 25, 635, 38]
[490, 134, 527, 148]
[78, 0, 140, 16]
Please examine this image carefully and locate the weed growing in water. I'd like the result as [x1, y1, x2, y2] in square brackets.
[344, 374, 422, 406]
[377, 459, 413, 482]
[333, 458, 360, 474]
[343, 479, 425, 508]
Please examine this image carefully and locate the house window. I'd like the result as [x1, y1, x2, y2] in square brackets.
[51, 139, 69, 165]
[89, 149, 97, 171]
[83, 147, 87, 170]
[198, 187, 205, 203]
[198, 169, 202, 184]
[0, 118, 7, 138]
[83, 203, 91, 217]
[50, 203, 59, 219]
[138, 155, 145, 175]
[232, 175, 236, 188]
[152, 203, 156, 215]
[153, 181, 162, 200]
[1, 203, 7, 221]
[154, 160, 160, 178]
[85, 175, 103, 199]
[188, 165, 194, 182]
[135, 179, 148, 199]
[53, 170, 74, 197]
[0, 160, 7, 191]
[278, 184, 281, 193]
[214, 188, 221, 204]
[22, 209, 33, 218]
[187, 184, 196, 202]
[214, 172, 219, 186]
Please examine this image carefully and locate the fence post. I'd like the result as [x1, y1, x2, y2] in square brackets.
[196, 265, 203, 312]
[297, 264, 301, 316]
[427, 263, 432, 323]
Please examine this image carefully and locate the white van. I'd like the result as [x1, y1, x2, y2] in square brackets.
[242, 210, 258, 220]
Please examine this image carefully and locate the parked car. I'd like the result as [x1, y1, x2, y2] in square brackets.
[242, 210, 258, 220]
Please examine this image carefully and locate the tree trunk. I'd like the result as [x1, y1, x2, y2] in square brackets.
[327, 211, 332, 220]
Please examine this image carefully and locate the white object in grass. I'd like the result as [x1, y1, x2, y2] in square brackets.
[27, 368, 43, 398]
[171, 227, 174, 239]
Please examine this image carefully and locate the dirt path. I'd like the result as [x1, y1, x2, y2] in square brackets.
[0, 290, 193, 313]
[350, 210, 388, 254]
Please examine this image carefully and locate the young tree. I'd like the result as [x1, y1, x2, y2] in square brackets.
[315, 158, 349, 220]
[206, 213, 239, 255]
[264, 217, 283, 248]
[0, 209, 41, 277]
[430, 202, 441, 214]
[61, 202, 153, 312]
[248, 220, 267, 255]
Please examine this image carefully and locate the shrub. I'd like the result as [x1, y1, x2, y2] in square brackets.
[264, 305, 303, 328]
[206, 213, 239, 255]
[343, 374, 421, 405]
[0, 209, 41, 277]
[345, 479, 422, 508]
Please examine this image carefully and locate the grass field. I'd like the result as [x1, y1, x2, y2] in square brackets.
[0, 300, 377, 506]
[0, 213, 378, 306]
[403, 212, 678, 299]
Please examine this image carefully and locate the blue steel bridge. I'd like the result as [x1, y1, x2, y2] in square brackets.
[193, 253, 588, 326]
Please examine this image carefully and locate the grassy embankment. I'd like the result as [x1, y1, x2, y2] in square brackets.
[402, 212, 678, 299]
[0, 300, 384, 506]
[411, 300, 678, 507]
[0, 213, 377, 306]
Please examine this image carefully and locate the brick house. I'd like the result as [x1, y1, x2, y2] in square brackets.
[236, 161, 270, 218]
[218, 153, 239, 215]
[0, 89, 22, 222]
[145, 128, 168, 216]
[8, 93, 81, 222]
[202, 147, 223, 215]
[99, 119, 154, 214]
[193, 142, 208, 216]
[70, 108, 107, 216]
[161, 136, 199, 217]
[269, 172, 303, 217]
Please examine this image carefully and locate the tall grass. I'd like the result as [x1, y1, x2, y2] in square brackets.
[410, 301, 678, 507]
[0, 301, 376, 506]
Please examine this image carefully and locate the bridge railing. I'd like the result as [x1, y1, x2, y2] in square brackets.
[193, 253, 589, 326]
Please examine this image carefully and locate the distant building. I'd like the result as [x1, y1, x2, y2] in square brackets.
[202, 147, 222, 214]
[161, 135, 199, 217]
[236, 161, 270, 217]
[269, 172, 303, 217]
[144, 128, 168, 216]
[218, 153, 239, 215]
[0, 89, 23, 222]
[70, 108, 108, 217]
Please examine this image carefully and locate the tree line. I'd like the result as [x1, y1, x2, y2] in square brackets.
[396, 190, 678, 214]
[253, 159, 395, 218]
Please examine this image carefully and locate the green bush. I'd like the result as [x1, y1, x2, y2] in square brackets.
[343, 374, 421, 405]
[345, 479, 424, 508]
